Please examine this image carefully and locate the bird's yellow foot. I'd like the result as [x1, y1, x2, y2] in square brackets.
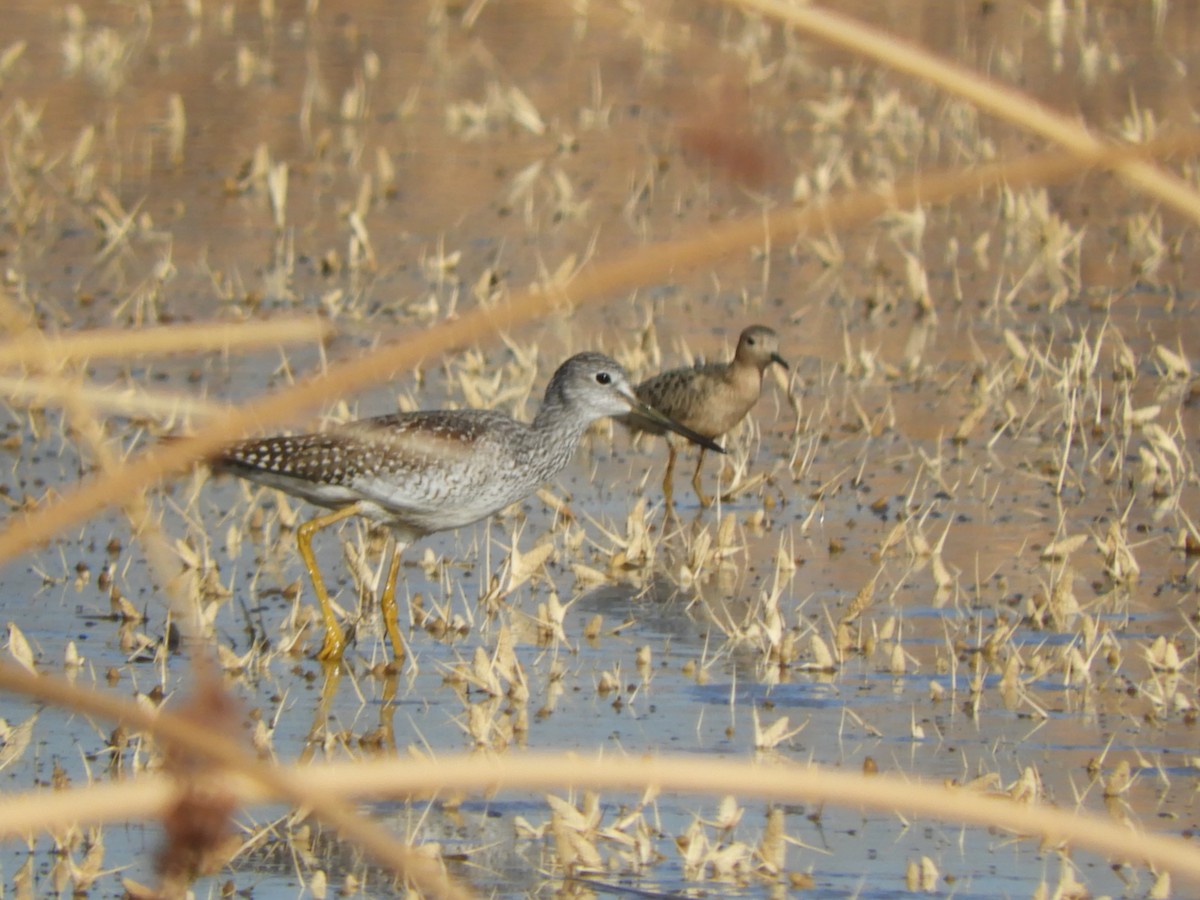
[383, 614, 405, 669]
[380, 549, 407, 669]
[315, 624, 347, 663]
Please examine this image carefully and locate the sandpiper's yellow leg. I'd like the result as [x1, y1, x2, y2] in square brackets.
[295, 502, 364, 662]
[692, 448, 713, 507]
[662, 443, 678, 508]
[378, 668, 398, 752]
[380, 540, 408, 665]
[303, 664, 343, 761]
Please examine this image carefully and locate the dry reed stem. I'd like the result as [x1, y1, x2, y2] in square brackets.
[346, 754, 1200, 886]
[0, 373, 228, 419]
[3, 747, 1198, 888]
[733, 0, 1200, 225]
[0, 132, 1197, 566]
[0, 317, 332, 368]
[0, 661, 476, 900]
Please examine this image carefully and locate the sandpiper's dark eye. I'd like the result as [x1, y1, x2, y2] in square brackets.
[747, 336, 757, 345]
[595, 371, 612, 385]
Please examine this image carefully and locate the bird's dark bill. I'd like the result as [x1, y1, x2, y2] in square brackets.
[629, 398, 724, 453]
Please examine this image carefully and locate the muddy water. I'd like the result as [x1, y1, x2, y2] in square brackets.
[1, 1, 1198, 897]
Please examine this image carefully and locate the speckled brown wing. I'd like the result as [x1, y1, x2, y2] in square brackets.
[216, 411, 494, 513]
[625, 363, 726, 437]
[219, 433, 360, 484]
[220, 412, 485, 480]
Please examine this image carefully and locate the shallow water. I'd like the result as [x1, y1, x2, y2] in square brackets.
[1, 1, 1199, 897]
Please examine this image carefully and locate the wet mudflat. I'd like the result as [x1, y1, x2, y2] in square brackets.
[0, 1, 1198, 897]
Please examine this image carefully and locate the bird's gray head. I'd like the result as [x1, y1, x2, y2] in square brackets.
[540, 352, 730, 453]
[541, 352, 638, 421]
[735, 325, 789, 372]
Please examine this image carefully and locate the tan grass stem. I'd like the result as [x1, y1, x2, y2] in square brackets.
[0, 374, 228, 420]
[0, 317, 332, 368]
[287, 754, 1200, 886]
[731, 1, 1200, 225]
[2, 748, 1197, 887]
[0, 133, 1196, 566]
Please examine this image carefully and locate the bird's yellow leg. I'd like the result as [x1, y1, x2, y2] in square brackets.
[377, 668, 398, 752]
[692, 448, 712, 507]
[662, 443, 678, 509]
[296, 502, 364, 663]
[380, 540, 408, 667]
[304, 664, 342, 758]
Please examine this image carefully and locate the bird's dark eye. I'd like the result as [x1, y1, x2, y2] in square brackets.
[595, 371, 612, 385]
[747, 336, 757, 345]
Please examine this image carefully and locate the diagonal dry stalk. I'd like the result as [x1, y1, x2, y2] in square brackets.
[0, 311, 332, 644]
[731, 0, 1200, 222]
[2, 277, 453, 892]
[1, 132, 1197, 568]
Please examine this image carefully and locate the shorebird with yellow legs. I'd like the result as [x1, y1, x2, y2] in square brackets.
[215, 352, 723, 663]
[622, 325, 788, 507]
